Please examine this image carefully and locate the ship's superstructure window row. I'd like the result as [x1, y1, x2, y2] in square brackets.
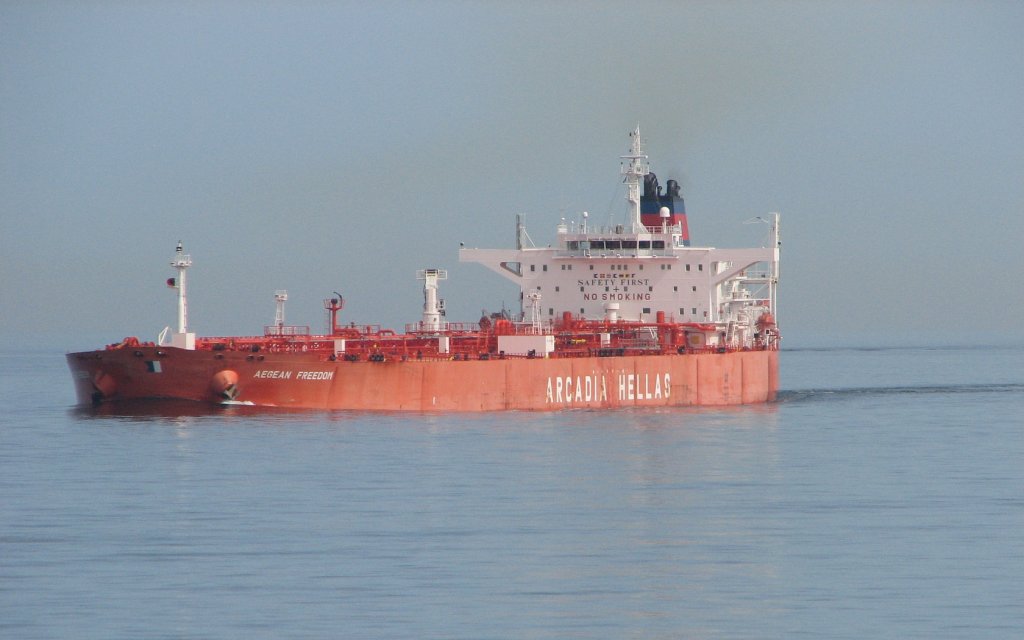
[566, 240, 668, 251]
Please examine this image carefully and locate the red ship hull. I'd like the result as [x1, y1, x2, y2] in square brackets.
[67, 346, 778, 411]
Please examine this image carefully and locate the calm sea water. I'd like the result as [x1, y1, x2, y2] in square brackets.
[2, 344, 1022, 639]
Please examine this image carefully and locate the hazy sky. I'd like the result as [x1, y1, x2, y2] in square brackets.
[2, 1, 1022, 348]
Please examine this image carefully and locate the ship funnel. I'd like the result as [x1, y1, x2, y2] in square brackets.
[641, 175, 690, 245]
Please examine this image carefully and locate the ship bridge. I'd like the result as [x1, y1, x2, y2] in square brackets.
[459, 214, 778, 340]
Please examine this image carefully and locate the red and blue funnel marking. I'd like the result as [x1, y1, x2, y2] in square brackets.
[640, 173, 690, 246]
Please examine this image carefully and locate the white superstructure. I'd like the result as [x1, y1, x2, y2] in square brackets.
[460, 129, 780, 349]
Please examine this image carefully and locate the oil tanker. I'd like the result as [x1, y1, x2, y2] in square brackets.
[67, 129, 780, 411]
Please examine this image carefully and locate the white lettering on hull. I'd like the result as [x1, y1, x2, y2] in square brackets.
[296, 371, 334, 381]
[254, 370, 292, 379]
[546, 373, 608, 404]
[544, 371, 667, 405]
[253, 370, 334, 381]
[616, 372, 670, 401]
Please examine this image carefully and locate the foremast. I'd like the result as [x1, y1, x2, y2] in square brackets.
[166, 242, 196, 350]
[171, 242, 191, 333]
